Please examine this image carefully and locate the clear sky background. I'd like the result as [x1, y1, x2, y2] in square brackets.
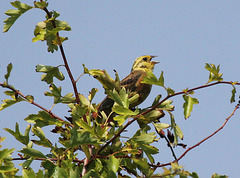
[1, 1, 240, 177]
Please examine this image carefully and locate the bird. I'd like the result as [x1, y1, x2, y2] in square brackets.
[97, 55, 159, 121]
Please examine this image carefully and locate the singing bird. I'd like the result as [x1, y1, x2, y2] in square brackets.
[98, 55, 159, 119]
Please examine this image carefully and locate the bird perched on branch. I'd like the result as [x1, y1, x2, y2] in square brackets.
[98, 55, 159, 120]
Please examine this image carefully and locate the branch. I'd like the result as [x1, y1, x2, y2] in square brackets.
[12, 157, 84, 164]
[0, 83, 73, 126]
[150, 104, 239, 168]
[142, 81, 240, 116]
[43, 7, 80, 104]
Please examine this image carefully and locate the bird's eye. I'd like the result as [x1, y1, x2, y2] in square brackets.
[143, 57, 147, 61]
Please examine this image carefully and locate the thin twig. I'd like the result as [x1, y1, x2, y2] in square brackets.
[150, 104, 239, 168]
[0, 83, 71, 125]
[141, 81, 240, 116]
[43, 7, 80, 104]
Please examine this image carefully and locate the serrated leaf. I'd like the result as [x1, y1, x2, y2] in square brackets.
[140, 144, 159, 164]
[31, 126, 53, 148]
[52, 166, 68, 178]
[21, 148, 46, 158]
[230, 86, 236, 103]
[108, 156, 120, 173]
[0, 148, 15, 160]
[24, 111, 63, 127]
[175, 124, 184, 140]
[205, 63, 223, 83]
[75, 119, 94, 134]
[61, 93, 75, 103]
[109, 89, 124, 107]
[141, 71, 164, 86]
[0, 165, 17, 173]
[183, 95, 199, 119]
[132, 132, 157, 145]
[153, 123, 170, 132]
[112, 105, 138, 116]
[88, 88, 98, 102]
[22, 158, 33, 169]
[133, 158, 151, 177]
[0, 97, 24, 111]
[151, 95, 161, 107]
[34, 1, 48, 9]
[4, 123, 30, 145]
[4, 63, 12, 82]
[166, 87, 175, 95]
[113, 115, 128, 126]
[3, 1, 33, 32]
[36, 65, 65, 84]
[70, 128, 100, 147]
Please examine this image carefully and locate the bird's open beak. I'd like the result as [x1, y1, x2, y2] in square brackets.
[150, 56, 159, 64]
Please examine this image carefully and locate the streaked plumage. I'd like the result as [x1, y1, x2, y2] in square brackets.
[98, 55, 159, 119]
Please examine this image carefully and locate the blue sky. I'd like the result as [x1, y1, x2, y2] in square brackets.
[1, 1, 240, 177]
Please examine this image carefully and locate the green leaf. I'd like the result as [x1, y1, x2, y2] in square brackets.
[22, 158, 33, 169]
[230, 85, 236, 103]
[52, 166, 68, 178]
[70, 128, 100, 147]
[3, 1, 33, 32]
[153, 123, 170, 132]
[24, 111, 63, 127]
[109, 89, 124, 107]
[4, 123, 30, 145]
[112, 105, 138, 116]
[141, 71, 164, 86]
[151, 95, 161, 107]
[108, 156, 120, 173]
[175, 124, 184, 140]
[205, 63, 223, 83]
[211, 173, 228, 178]
[88, 88, 98, 102]
[166, 87, 175, 95]
[34, 1, 49, 9]
[4, 63, 13, 83]
[159, 99, 174, 111]
[133, 158, 151, 177]
[132, 132, 157, 145]
[0, 148, 15, 161]
[113, 115, 128, 126]
[0, 165, 17, 173]
[0, 89, 26, 111]
[20, 148, 46, 158]
[22, 167, 35, 178]
[31, 126, 53, 148]
[25, 95, 34, 103]
[75, 119, 94, 134]
[140, 144, 158, 164]
[33, 15, 71, 52]
[183, 95, 199, 119]
[36, 65, 65, 84]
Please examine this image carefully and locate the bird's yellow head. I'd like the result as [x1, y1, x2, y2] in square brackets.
[131, 55, 159, 72]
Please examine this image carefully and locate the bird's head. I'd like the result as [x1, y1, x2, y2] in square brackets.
[131, 55, 159, 72]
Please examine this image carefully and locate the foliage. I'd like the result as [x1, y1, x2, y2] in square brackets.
[0, 1, 237, 177]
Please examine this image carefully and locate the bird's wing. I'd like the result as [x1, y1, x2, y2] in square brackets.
[120, 71, 144, 92]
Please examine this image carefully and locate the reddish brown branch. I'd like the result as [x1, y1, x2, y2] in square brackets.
[150, 104, 239, 168]
[12, 157, 84, 163]
[0, 83, 73, 126]
[142, 81, 240, 116]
